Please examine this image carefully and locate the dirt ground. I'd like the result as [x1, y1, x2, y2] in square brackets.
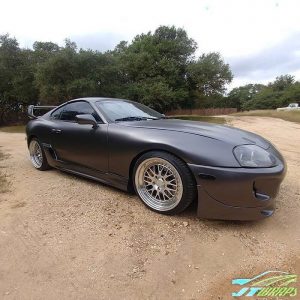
[0, 116, 299, 300]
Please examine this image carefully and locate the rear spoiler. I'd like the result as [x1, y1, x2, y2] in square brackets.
[27, 105, 57, 119]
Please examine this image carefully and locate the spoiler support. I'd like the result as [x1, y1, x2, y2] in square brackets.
[27, 105, 57, 119]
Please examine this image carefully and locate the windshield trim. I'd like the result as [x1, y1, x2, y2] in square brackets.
[95, 99, 163, 123]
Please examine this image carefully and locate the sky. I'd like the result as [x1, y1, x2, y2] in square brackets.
[1, 0, 300, 90]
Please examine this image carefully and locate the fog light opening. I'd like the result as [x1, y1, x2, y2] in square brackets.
[261, 210, 274, 217]
[253, 182, 270, 201]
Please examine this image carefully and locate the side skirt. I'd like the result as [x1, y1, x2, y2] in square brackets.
[42, 143, 129, 192]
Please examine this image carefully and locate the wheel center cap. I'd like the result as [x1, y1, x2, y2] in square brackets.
[156, 178, 164, 188]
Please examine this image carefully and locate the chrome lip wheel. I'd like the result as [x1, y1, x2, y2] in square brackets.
[29, 140, 43, 168]
[135, 157, 183, 211]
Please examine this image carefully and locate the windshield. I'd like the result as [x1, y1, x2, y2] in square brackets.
[96, 100, 164, 122]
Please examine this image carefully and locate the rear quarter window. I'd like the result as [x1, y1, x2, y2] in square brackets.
[51, 106, 64, 120]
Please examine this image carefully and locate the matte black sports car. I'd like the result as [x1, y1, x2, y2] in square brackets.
[26, 97, 286, 220]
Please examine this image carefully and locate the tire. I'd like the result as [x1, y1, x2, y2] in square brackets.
[133, 151, 196, 215]
[29, 138, 50, 171]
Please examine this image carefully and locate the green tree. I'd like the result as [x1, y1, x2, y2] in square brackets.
[226, 84, 265, 110]
[242, 87, 283, 110]
[0, 34, 38, 124]
[35, 42, 123, 104]
[117, 26, 197, 111]
[35, 42, 78, 103]
[35, 40, 100, 103]
[270, 74, 295, 91]
[187, 52, 233, 102]
[1, 26, 235, 123]
[32, 41, 60, 65]
[280, 82, 300, 105]
[241, 75, 298, 110]
[33, 41, 60, 53]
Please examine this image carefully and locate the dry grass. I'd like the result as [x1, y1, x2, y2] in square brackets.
[169, 115, 226, 124]
[0, 149, 10, 193]
[233, 110, 300, 124]
[0, 125, 26, 133]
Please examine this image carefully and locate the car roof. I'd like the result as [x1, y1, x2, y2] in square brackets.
[71, 97, 128, 102]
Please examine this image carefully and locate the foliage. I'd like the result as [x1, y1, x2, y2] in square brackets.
[278, 82, 300, 105]
[1, 28, 300, 125]
[226, 84, 265, 110]
[187, 52, 233, 100]
[226, 75, 300, 111]
[0, 34, 39, 124]
[0, 27, 233, 124]
[116, 26, 198, 111]
[270, 74, 295, 91]
[242, 75, 300, 110]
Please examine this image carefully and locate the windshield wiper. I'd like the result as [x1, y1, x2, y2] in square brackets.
[115, 116, 158, 122]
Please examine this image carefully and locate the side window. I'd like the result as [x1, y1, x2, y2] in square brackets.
[59, 102, 102, 122]
[51, 106, 65, 120]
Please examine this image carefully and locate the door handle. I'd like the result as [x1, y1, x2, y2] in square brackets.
[51, 129, 62, 134]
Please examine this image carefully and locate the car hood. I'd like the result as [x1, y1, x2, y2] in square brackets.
[122, 119, 270, 149]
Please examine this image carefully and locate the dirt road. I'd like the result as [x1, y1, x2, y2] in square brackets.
[0, 117, 299, 299]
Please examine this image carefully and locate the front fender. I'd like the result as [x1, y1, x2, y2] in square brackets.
[108, 124, 239, 179]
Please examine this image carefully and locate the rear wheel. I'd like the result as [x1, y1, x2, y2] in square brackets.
[133, 151, 196, 215]
[29, 138, 50, 171]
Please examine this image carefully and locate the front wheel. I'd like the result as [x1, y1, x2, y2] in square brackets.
[29, 138, 50, 171]
[133, 151, 196, 215]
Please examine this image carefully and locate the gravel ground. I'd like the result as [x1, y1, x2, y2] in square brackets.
[0, 116, 299, 299]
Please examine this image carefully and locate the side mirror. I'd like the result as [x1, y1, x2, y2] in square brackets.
[75, 114, 98, 128]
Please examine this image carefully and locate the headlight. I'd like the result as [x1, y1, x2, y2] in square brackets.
[233, 145, 277, 168]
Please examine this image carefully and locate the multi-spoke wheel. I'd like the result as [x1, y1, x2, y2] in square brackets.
[29, 138, 50, 170]
[134, 151, 196, 215]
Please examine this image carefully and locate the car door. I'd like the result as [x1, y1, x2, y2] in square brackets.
[50, 101, 108, 173]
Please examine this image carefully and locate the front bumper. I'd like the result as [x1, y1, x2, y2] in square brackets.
[188, 162, 286, 221]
